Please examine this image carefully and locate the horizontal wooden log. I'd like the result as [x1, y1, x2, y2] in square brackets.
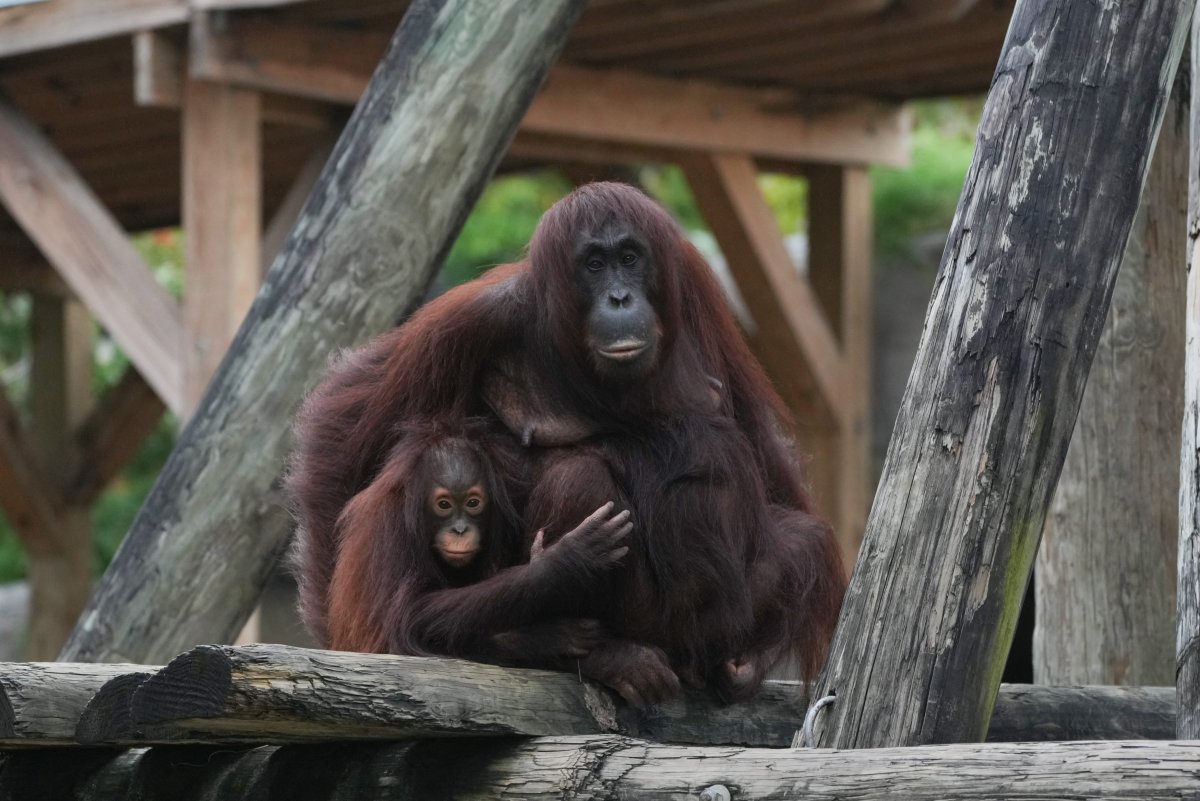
[0, 663, 144, 746]
[2, 738, 1199, 800]
[0, 0, 188, 59]
[64, 644, 1177, 746]
[984, 683, 1175, 742]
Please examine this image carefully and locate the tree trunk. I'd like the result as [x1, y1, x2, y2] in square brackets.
[58, 0, 587, 664]
[3, 738, 1200, 801]
[814, 0, 1195, 748]
[1035, 73, 1187, 687]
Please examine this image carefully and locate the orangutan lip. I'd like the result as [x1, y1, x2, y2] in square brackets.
[599, 341, 648, 362]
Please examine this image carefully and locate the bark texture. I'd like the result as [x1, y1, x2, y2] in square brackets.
[58, 0, 587, 664]
[815, 0, 1195, 748]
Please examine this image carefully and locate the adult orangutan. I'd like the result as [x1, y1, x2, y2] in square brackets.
[288, 182, 845, 706]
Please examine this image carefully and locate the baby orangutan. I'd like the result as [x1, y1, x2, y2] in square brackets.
[324, 426, 630, 665]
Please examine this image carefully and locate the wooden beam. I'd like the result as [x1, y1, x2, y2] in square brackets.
[188, 16, 911, 167]
[0, 100, 185, 415]
[0, 0, 188, 59]
[63, 645, 1182, 747]
[1181, 9, 1200, 740]
[3, 737, 1199, 800]
[682, 153, 845, 423]
[0, 390, 62, 556]
[181, 76, 262, 413]
[0, 663, 144, 746]
[133, 27, 338, 131]
[26, 296, 93, 660]
[66, 369, 165, 507]
[814, 0, 1193, 749]
[1036, 73, 1186, 687]
[806, 164, 873, 566]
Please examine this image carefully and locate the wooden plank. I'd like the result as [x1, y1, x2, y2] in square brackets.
[60, 0, 589, 665]
[0, 0, 187, 59]
[2, 737, 1199, 800]
[1036, 73, 1186, 687]
[807, 165, 873, 567]
[133, 29, 182, 109]
[0, 389, 62, 556]
[682, 153, 845, 423]
[64, 645, 1180, 747]
[25, 296, 93, 660]
[181, 76, 262, 413]
[65, 369, 165, 507]
[0, 100, 185, 414]
[133, 25, 338, 131]
[0, 662, 146, 746]
[1181, 10, 1200, 741]
[814, 0, 1194, 749]
[188, 16, 912, 167]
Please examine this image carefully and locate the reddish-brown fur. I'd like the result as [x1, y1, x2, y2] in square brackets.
[288, 182, 845, 702]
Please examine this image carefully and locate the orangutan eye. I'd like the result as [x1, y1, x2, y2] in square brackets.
[466, 498, 480, 508]
[437, 499, 452, 511]
[620, 252, 637, 265]
[586, 258, 603, 272]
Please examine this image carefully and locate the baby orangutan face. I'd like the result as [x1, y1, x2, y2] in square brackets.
[427, 446, 489, 569]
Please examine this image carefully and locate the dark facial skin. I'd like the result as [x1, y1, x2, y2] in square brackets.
[575, 218, 662, 381]
[427, 446, 489, 569]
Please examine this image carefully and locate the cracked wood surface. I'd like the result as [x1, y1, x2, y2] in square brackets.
[3, 737, 1200, 800]
[1180, 9, 1200, 741]
[815, 0, 1196, 748]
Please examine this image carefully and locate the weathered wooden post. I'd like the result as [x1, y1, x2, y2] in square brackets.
[1035, 73, 1187, 688]
[811, 0, 1195, 748]
[59, 0, 587, 663]
[1180, 13, 1200, 741]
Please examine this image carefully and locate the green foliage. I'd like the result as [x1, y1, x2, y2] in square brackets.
[872, 99, 980, 264]
[443, 171, 573, 285]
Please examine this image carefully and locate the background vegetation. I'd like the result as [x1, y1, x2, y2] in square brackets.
[0, 100, 979, 582]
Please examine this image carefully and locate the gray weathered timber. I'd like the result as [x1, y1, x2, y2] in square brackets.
[0, 662, 145, 745]
[1181, 14, 1200, 740]
[3, 738, 1200, 800]
[58, 0, 587, 664]
[813, 0, 1196, 749]
[985, 683, 1174, 742]
[62, 645, 1177, 746]
[1036, 71, 1187, 688]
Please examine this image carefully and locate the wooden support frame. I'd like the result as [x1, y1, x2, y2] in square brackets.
[25, 295, 94, 660]
[0, 99, 185, 415]
[807, 163, 873, 561]
[181, 75, 262, 413]
[682, 153, 845, 421]
[184, 15, 910, 167]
